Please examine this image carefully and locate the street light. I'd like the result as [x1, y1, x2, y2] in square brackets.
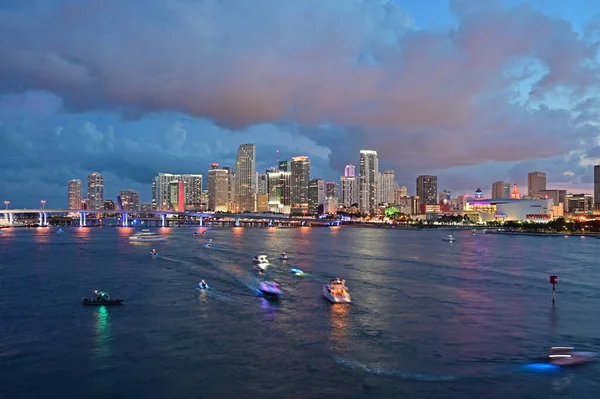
[4, 200, 8, 210]
[41, 200, 46, 209]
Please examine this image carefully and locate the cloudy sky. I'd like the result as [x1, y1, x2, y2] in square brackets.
[1, 0, 599, 208]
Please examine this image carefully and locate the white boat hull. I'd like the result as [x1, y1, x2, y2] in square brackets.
[130, 237, 165, 242]
[323, 286, 351, 303]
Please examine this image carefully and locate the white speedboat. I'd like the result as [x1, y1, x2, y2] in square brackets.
[151, 249, 158, 257]
[259, 281, 284, 298]
[323, 278, 351, 303]
[57, 228, 64, 234]
[546, 347, 597, 366]
[280, 252, 288, 260]
[290, 268, 304, 276]
[129, 229, 165, 242]
[198, 280, 209, 290]
[204, 239, 215, 248]
[441, 234, 455, 242]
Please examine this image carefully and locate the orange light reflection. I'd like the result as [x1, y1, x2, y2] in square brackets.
[328, 304, 350, 349]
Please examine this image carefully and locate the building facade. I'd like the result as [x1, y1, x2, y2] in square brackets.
[267, 171, 292, 214]
[119, 189, 140, 211]
[208, 165, 230, 212]
[181, 174, 203, 210]
[359, 150, 379, 214]
[290, 156, 311, 213]
[68, 179, 82, 210]
[308, 179, 325, 215]
[377, 170, 395, 204]
[491, 181, 511, 199]
[234, 144, 256, 212]
[416, 175, 437, 212]
[527, 171, 547, 198]
[340, 176, 358, 206]
[87, 172, 104, 210]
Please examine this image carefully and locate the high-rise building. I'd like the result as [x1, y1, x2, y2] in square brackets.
[278, 160, 291, 172]
[377, 170, 395, 204]
[234, 144, 256, 212]
[256, 173, 268, 195]
[594, 165, 600, 208]
[291, 156, 311, 213]
[416, 175, 437, 210]
[267, 170, 292, 214]
[359, 150, 379, 214]
[153, 173, 178, 210]
[68, 179, 82, 210]
[119, 189, 140, 211]
[103, 199, 115, 210]
[181, 174, 203, 210]
[528, 171, 547, 198]
[308, 179, 325, 215]
[208, 165, 230, 212]
[87, 172, 104, 210]
[566, 193, 593, 213]
[340, 176, 358, 206]
[344, 164, 356, 177]
[491, 181, 511, 199]
[326, 181, 338, 199]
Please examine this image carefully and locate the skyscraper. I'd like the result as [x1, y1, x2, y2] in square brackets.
[491, 181, 511, 199]
[527, 171, 547, 198]
[416, 175, 437, 210]
[234, 144, 256, 212]
[68, 179, 82, 209]
[377, 170, 395, 204]
[267, 170, 292, 214]
[119, 189, 140, 211]
[359, 150, 379, 214]
[208, 164, 229, 212]
[290, 156, 311, 213]
[87, 172, 104, 210]
[181, 174, 203, 209]
[340, 176, 358, 206]
[308, 179, 325, 215]
[594, 165, 600, 209]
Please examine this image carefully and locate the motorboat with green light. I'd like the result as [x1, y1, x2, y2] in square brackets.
[83, 290, 124, 306]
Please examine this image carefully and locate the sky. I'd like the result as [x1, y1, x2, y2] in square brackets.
[0, 0, 599, 208]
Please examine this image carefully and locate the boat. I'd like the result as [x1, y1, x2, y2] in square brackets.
[441, 234, 455, 242]
[323, 278, 351, 303]
[253, 254, 270, 266]
[546, 347, 597, 366]
[204, 239, 215, 248]
[259, 281, 284, 298]
[82, 290, 124, 306]
[129, 229, 165, 242]
[280, 252, 288, 260]
[57, 228, 63, 234]
[151, 249, 158, 257]
[290, 268, 304, 276]
[198, 280, 209, 290]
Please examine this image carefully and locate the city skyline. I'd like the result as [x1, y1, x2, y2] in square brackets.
[1, 0, 599, 207]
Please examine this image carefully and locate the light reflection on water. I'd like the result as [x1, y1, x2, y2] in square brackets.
[93, 306, 112, 362]
[328, 303, 350, 350]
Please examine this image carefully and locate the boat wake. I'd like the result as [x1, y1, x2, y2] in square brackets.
[334, 357, 461, 381]
[196, 287, 237, 305]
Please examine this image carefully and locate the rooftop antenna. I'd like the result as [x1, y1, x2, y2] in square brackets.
[276, 149, 279, 167]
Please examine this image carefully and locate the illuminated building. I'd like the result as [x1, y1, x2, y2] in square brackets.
[254, 193, 269, 213]
[465, 198, 553, 222]
[291, 156, 311, 214]
[377, 170, 395, 204]
[416, 175, 437, 213]
[344, 164, 356, 177]
[103, 199, 115, 210]
[308, 179, 325, 215]
[326, 182, 338, 199]
[510, 183, 521, 199]
[595, 165, 600, 210]
[235, 144, 256, 212]
[119, 189, 140, 211]
[208, 165, 229, 212]
[87, 172, 104, 210]
[340, 176, 358, 206]
[68, 179, 82, 210]
[528, 171, 547, 198]
[566, 193, 593, 214]
[267, 170, 291, 214]
[359, 150, 379, 214]
[181, 174, 203, 210]
[256, 172, 268, 195]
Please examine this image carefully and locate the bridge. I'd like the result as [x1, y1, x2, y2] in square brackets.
[1, 209, 316, 227]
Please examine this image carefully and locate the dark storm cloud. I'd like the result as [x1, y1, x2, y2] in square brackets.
[1, 0, 600, 205]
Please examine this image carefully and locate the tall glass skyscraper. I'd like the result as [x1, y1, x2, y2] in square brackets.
[68, 179, 82, 209]
[87, 172, 104, 210]
[359, 150, 378, 214]
[234, 144, 256, 212]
